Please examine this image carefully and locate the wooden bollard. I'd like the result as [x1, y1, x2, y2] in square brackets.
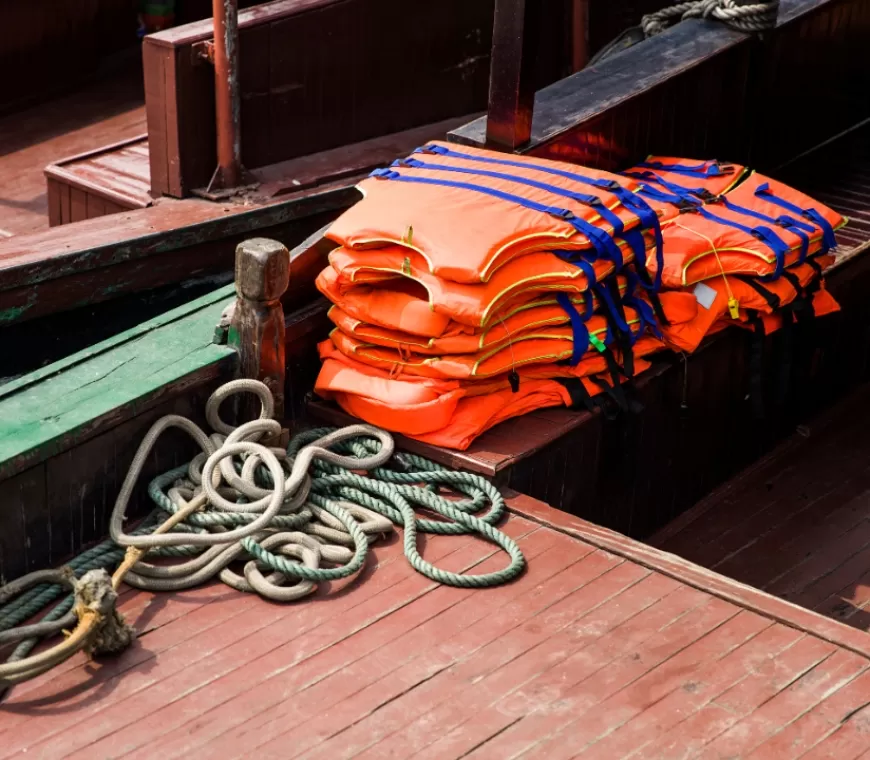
[229, 238, 289, 425]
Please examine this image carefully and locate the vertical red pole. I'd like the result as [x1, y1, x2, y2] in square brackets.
[571, 0, 589, 72]
[485, 0, 539, 151]
[212, 0, 242, 189]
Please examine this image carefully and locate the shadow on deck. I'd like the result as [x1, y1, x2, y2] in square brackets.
[652, 382, 870, 632]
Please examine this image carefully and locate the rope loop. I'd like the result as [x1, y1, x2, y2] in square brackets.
[0, 378, 525, 696]
[641, 0, 779, 37]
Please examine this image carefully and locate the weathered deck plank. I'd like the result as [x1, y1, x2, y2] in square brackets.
[1, 495, 868, 759]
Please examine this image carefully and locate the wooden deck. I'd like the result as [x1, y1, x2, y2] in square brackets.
[0, 68, 145, 237]
[2, 493, 869, 759]
[653, 382, 870, 634]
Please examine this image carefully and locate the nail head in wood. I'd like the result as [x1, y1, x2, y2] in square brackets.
[235, 238, 290, 302]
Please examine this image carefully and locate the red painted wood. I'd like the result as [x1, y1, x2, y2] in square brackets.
[410, 571, 684, 760]
[747, 668, 870, 759]
[506, 491, 870, 657]
[0, 67, 144, 236]
[231, 544, 621, 758]
[639, 634, 839, 757]
[1, 528, 500, 753]
[44, 135, 153, 223]
[154, 527, 578, 758]
[695, 648, 869, 759]
[2, 522, 538, 757]
[2, 497, 868, 759]
[800, 713, 870, 760]
[577, 621, 806, 759]
[478, 597, 741, 760]
[343, 564, 666, 760]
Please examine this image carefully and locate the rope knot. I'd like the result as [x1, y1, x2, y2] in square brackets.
[641, 0, 779, 37]
[74, 569, 136, 657]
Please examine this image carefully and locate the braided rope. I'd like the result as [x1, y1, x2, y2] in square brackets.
[642, 0, 779, 37]
[0, 380, 524, 694]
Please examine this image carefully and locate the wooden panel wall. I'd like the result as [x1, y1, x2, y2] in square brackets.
[528, 39, 752, 171]
[143, 0, 575, 198]
[450, 0, 868, 174]
[46, 179, 134, 227]
[0, 389, 216, 583]
[748, 0, 870, 171]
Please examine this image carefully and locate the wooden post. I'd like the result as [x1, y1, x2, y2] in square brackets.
[229, 238, 289, 423]
[485, 0, 540, 150]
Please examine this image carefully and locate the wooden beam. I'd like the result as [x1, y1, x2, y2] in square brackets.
[486, 0, 541, 150]
[229, 238, 290, 421]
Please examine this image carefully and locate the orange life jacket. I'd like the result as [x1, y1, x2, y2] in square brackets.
[315, 342, 653, 448]
[325, 278, 631, 355]
[327, 140, 667, 286]
[648, 172, 843, 287]
[660, 258, 837, 353]
[728, 286, 840, 337]
[326, 316, 635, 380]
[324, 237, 660, 329]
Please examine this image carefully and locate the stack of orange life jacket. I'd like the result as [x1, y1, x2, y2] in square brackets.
[620, 157, 843, 351]
[621, 156, 845, 414]
[314, 141, 677, 449]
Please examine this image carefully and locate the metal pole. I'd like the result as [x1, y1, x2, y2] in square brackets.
[213, 0, 241, 189]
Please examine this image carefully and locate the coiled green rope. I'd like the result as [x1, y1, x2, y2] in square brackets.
[1, 391, 525, 678]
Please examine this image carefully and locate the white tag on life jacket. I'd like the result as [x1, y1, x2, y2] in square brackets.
[693, 282, 717, 310]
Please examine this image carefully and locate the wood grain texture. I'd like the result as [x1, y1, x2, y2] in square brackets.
[143, 0, 573, 196]
[0, 285, 236, 481]
[449, 0, 865, 184]
[43, 135, 151, 219]
[0, 497, 866, 759]
[651, 382, 870, 633]
[230, 238, 290, 419]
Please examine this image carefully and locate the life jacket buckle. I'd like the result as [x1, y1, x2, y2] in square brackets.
[550, 208, 575, 221]
[677, 199, 700, 213]
[595, 179, 622, 192]
[416, 144, 446, 155]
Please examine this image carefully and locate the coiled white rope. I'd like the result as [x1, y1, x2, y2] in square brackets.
[0, 379, 525, 693]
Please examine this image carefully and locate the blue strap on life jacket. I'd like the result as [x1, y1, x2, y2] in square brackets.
[623, 170, 709, 203]
[556, 292, 592, 366]
[415, 144, 664, 290]
[714, 196, 816, 264]
[551, 254, 599, 290]
[621, 271, 664, 340]
[632, 182, 693, 207]
[369, 167, 625, 267]
[635, 160, 728, 178]
[592, 281, 631, 336]
[398, 156, 629, 252]
[754, 183, 838, 252]
[687, 205, 791, 280]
